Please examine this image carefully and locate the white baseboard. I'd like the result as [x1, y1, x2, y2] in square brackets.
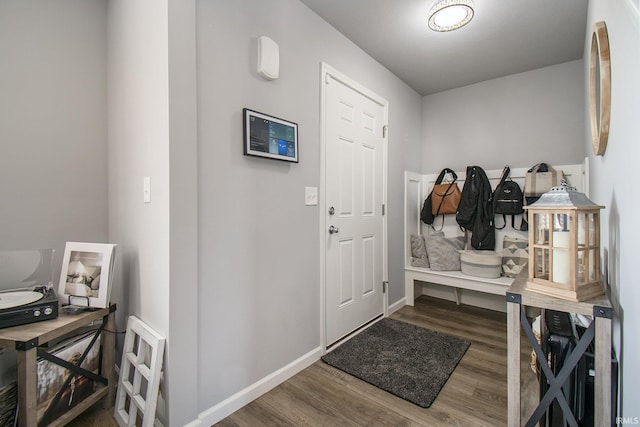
[185, 346, 322, 427]
[388, 297, 406, 314]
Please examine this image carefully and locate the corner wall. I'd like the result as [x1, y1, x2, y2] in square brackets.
[167, 0, 199, 424]
[106, 0, 171, 420]
[108, 1, 199, 424]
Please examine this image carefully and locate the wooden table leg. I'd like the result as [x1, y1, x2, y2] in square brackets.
[507, 299, 521, 427]
[595, 314, 612, 427]
[16, 347, 37, 426]
[102, 309, 117, 409]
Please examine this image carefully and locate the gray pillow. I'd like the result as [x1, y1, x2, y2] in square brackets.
[410, 234, 429, 268]
[425, 231, 465, 271]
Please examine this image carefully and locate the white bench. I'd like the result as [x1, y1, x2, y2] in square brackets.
[404, 159, 589, 307]
[405, 266, 513, 305]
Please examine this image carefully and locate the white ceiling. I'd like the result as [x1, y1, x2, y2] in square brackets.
[299, 0, 589, 95]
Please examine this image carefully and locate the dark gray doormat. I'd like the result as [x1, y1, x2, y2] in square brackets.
[321, 318, 470, 408]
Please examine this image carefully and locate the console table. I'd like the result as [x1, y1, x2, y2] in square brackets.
[0, 304, 116, 427]
[506, 275, 613, 426]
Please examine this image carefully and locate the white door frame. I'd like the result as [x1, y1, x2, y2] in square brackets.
[319, 62, 389, 352]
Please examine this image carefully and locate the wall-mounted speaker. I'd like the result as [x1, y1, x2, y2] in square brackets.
[257, 36, 279, 80]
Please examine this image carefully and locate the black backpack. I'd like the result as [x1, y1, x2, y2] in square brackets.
[493, 166, 524, 229]
[456, 166, 495, 250]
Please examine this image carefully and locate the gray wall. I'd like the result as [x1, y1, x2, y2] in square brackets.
[107, 0, 170, 336]
[0, 0, 108, 271]
[422, 60, 586, 172]
[107, 0, 170, 376]
[167, 0, 200, 424]
[585, 0, 640, 418]
[195, 0, 422, 411]
[107, 1, 201, 425]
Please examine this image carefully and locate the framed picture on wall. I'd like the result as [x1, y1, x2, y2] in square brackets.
[243, 108, 299, 163]
[57, 242, 117, 308]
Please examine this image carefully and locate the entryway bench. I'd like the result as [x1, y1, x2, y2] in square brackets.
[403, 159, 589, 307]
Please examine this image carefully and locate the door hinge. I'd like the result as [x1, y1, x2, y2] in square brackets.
[382, 204, 385, 215]
[382, 281, 389, 293]
[382, 125, 388, 138]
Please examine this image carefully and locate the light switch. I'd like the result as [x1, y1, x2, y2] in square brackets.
[305, 186, 318, 206]
[143, 176, 151, 203]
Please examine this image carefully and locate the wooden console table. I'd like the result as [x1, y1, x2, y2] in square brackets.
[0, 304, 116, 427]
[506, 275, 613, 427]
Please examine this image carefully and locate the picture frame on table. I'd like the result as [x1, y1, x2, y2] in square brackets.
[58, 242, 117, 308]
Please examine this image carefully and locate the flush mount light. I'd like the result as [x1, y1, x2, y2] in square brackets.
[428, 0, 474, 32]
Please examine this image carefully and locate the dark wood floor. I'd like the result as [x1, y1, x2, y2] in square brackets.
[74, 295, 538, 426]
[65, 403, 118, 427]
[215, 295, 538, 427]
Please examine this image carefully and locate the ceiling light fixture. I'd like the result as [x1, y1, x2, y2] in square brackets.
[428, 0, 474, 32]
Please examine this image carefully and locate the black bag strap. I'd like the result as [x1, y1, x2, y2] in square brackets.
[435, 168, 457, 185]
[497, 166, 510, 188]
[528, 163, 550, 173]
[494, 213, 518, 230]
[493, 166, 509, 215]
[431, 215, 446, 231]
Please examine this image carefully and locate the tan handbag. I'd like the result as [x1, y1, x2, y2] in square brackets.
[524, 163, 564, 197]
[431, 182, 462, 215]
[421, 168, 458, 226]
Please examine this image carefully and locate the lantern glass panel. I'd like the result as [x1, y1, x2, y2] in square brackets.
[534, 247, 549, 280]
[553, 213, 569, 233]
[551, 213, 571, 285]
[578, 249, 587, 284]
[578, 213, 597, 248]
[535, 213, 549, 245]
[589, 248, 597, 281]
[578, 213, 586, 247]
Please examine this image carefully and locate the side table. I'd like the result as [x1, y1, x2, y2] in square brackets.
[0, 304, 116, 427]
[506, 275, 613, 427]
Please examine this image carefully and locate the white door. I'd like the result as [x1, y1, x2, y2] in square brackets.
[322, 64, 387, 346]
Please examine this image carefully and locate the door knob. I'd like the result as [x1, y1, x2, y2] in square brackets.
[328, 225, 340, 234]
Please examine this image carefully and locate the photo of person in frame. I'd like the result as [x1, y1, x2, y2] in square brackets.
[64, 251, 103, 298]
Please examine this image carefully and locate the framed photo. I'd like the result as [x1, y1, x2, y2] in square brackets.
[243, 108, 298, 163]
[58, 242, 117, 308]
